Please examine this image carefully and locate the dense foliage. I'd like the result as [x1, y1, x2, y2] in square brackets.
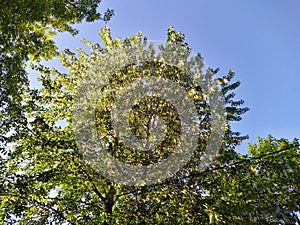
[1, 23, 299, 224]
[0, 0, 113, 156]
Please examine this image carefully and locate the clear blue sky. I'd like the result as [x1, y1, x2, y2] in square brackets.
[36, 0, 300, 154]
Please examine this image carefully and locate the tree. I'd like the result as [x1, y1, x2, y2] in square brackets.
[1, 26, 299, 224]
[0, 1, 112, 223]
[196, 135, 300, 224]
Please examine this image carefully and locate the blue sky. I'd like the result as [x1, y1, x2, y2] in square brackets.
[34, 0, 300, 154]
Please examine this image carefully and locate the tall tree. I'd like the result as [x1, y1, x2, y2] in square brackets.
[1, 26, 248, 224]
[1, 26, 299, 224]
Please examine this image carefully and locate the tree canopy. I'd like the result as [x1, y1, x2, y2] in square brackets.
[0, 0, 113, 156]
[1, 24, 299, 224]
